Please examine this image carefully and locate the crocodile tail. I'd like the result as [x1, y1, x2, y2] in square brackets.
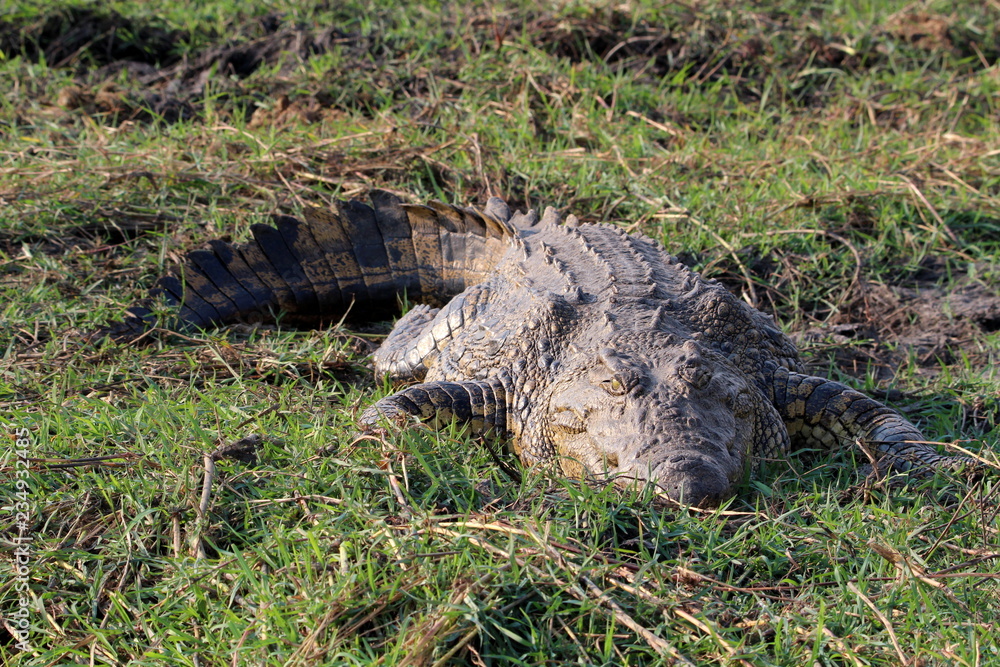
[95, 191, 520, 342]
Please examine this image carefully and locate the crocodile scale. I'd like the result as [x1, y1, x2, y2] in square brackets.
[99, 191, 977, 506]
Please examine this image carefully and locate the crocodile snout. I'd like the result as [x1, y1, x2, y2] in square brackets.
[614, 454, 735, 506]
[650, 458, 734, 506]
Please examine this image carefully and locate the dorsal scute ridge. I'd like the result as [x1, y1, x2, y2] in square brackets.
[483, 196, 512, 223]
[508, 208, 540, 229]
[568, 222, 664, 300]
[556, 223, 619, 294]
[613, 226, 658, 288]
[540, 206, 562, 227]
[98, 195, 713, 345]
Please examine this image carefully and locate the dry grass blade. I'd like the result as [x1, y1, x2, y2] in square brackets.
[671, 607, 748, 664]
[522, 524, 695, 665]
[418, 522, 695, 664]
[897, 174, 962, 247]
[581, 575, 695, 665]
[867, 541, 967, 610]
[846, 582, 908, 665]
[686, 211, 759, 307]
[765, 228, 863, 317]
[792, 626, 866, 667]
[395, 566, 507, 667]
[190, 451, 216, 559]
[428, 626, 480, 667]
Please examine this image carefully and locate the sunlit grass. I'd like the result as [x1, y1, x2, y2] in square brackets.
[2, 0, 999, 664]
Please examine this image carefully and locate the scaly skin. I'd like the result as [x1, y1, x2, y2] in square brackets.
[100, 192, 981, 506]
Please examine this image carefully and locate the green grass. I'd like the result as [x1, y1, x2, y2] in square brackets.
[2, 0, 1000, 664]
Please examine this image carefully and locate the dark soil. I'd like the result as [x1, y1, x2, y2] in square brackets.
[1, 7, 358, 124]
[4, 5, 998, 128]
[0, 7, 185, 69]
[790, 253, 1000, 385]
[506, 6, 999, 108]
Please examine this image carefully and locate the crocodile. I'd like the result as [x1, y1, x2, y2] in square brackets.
[100, 191, 978, 506]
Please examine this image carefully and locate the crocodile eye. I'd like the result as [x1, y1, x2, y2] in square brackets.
[595, 349, 644, 395]
[551, 409, 586, 435]
[601, 377, 627, 396]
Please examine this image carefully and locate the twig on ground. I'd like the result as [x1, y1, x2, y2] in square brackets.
[765, 228, 863, 318]
[897, 174, 962, 247]
[847, 581, 909, 665]
[191, 452, 216, 559]
[581, 574, 695, 664]
[523, 524, 695, 665]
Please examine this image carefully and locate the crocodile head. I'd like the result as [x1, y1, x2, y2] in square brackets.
[544, 336, 786, 507]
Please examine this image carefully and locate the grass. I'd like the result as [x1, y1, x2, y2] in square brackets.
[2, 0, 1000, 664]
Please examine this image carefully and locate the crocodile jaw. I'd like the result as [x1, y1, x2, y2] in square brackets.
[562, 437, 749, 506]
[543, 339, 783, 507]
[615, 452, 744, 506]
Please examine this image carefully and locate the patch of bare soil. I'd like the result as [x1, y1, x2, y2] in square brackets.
[505, 6, 997, 107]
[798, 259, 1000, 381]
[798, 266, 1000, 435]
[0, 7, 184, 69]
[702, 203, 1000, 386]
[1, 7, 358, 125]
[247, 94, 347, 129]
[885, 11, 954, 52]
[6, 5, 997, 129]
[0, 200, 177, 257]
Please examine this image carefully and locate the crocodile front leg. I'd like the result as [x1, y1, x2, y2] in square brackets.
[360, 377, 511, 439]
[372, 304, 441, 381]
[766, 365, 977, 473]
[373, 284, 493, 381]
